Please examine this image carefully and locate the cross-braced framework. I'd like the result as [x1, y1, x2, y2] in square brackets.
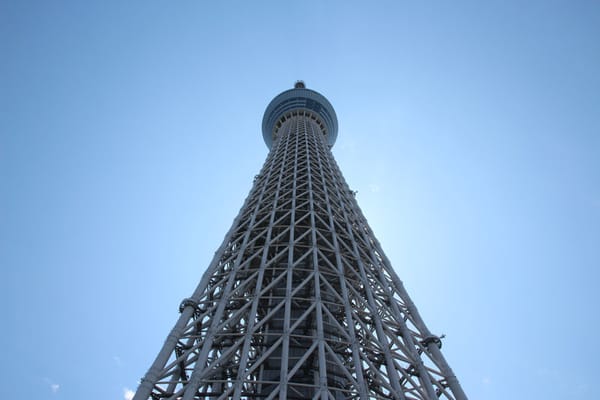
[133, 84, 467, 400]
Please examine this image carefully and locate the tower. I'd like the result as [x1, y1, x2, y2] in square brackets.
[133, 82, 467, 400]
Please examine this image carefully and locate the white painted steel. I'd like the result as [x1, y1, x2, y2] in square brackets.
[133, 87, 467, 400]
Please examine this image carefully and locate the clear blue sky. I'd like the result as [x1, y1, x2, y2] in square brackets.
[2, 1, 599, 399]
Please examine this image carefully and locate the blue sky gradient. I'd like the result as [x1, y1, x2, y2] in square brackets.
[2, 1, 599, 399]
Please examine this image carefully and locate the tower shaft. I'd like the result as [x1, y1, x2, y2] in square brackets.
[133, 86, 467, 400]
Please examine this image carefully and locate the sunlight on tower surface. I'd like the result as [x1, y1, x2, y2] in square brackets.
[133, 83, 467, 400]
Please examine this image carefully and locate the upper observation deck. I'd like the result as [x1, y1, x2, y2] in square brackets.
[262, 81, 338, 149]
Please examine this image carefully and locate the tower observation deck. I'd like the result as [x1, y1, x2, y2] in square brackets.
[133, 83, 467, 400]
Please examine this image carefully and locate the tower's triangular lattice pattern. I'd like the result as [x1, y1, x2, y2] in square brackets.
[133, 84, 467, 400]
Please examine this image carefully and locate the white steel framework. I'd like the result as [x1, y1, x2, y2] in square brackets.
[133, 83, 467, 400]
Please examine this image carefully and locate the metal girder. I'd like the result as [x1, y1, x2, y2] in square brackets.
[133, 94, 467, 400]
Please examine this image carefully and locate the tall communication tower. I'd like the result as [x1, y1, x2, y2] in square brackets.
[133, 83, 467, 400]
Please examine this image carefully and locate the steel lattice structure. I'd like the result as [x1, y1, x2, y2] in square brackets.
[133, 83, 467, 400]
